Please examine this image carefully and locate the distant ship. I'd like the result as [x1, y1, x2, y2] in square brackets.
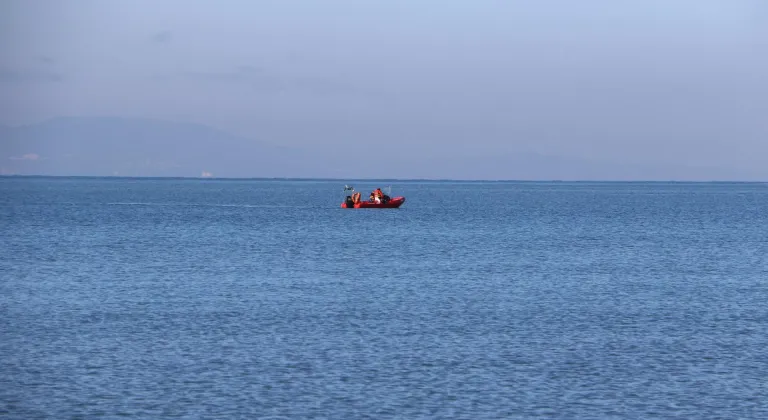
[201, 171, 213, 178]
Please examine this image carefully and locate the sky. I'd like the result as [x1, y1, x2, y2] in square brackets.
[1, 0, 767, 176]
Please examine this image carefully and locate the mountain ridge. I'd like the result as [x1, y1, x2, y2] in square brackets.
[1, 116, 763, 181]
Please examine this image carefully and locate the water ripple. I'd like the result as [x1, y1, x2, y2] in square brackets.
[1, 178, 767, 419]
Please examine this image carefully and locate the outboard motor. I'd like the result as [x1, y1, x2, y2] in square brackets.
[344, 195, 355, 208]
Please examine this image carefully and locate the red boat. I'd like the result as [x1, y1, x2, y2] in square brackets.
[341, 196, 406, 209]
[341, 185, 405, 209]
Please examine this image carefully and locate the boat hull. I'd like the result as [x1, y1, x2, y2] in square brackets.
[341, 196, 405, 209]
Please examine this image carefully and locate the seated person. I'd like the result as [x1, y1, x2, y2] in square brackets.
[375, 188, 389, 204]
[374, 188, 385, 203]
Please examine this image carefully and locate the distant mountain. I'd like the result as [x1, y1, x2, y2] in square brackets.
[398, 153, 761, 182]
[0, 116, 761, 180]
[0, 116, 325, 178]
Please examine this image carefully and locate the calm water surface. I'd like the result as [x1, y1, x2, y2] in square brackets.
[1, 177, 767, 419]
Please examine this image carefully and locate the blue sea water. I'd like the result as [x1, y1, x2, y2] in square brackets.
[1, 177, 767, 419]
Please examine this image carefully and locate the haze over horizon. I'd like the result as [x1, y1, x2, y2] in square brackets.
[2, 0, 767, 180]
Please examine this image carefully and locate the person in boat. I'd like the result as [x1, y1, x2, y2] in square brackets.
[351, 192, 361, 204]
[372, 188, 385, 204]
[374, 188, 390, 204]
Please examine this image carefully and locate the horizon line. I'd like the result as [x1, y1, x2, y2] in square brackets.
[1, 174, 764, 184]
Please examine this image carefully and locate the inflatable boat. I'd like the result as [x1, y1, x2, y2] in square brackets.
[341, 196, 406, 209]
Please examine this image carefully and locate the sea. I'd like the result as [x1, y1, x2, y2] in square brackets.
[1, 177, 766, 419]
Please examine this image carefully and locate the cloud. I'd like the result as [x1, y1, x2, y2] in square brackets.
[9, 153, 40, 161]
[35, 56, 55, 65]
[179, 66, 271, 83]
[152, 65, 287, 93]
[151, 31, 173, 44]
[0, 68, 63, 83]
[291, 76, 364, 96]
[152, 65, 366, 96]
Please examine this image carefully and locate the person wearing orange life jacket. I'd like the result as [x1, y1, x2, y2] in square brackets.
[373, 188, 384, 203]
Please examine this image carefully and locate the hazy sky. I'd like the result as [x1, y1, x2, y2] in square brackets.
[2, 0, 767, 173]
